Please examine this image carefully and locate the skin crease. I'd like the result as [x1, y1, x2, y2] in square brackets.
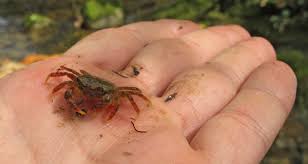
[0, 20, 297, 164]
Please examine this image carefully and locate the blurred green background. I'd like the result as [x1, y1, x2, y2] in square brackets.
[0, 0, 307, 163]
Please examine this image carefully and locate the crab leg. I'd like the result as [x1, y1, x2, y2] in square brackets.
[52, 81, 74, 93]
[122, 91, 152, 107]
[124, 94, 140, 114]
[106, 97, 120, 120]
[45, 72, 77, 83]
[65, 87, 87, 116]
[106, 104, 119, 120]
[57, 66, 81, 76]
[117, 87, 142, 92]
[80, 70, 91, 76]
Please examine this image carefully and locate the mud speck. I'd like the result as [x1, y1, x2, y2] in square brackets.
[57, 122, 65, 128]
[123, 151, 133, 156]
[164, 92, 177, 102]
[132, 65, 143, 76]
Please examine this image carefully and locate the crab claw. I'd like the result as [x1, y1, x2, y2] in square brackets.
[75, 109, 87, 117]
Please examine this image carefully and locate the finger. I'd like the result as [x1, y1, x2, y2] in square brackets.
[190, 61, 297, 163]
[65, 19, 201, 70]
[161, 37, 276, 136]
[121, 25, 251, 94]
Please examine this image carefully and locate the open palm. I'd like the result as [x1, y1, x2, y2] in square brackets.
[0, 20, 296, 164]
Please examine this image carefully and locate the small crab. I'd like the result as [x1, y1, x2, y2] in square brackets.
[45, 65, 151, 120]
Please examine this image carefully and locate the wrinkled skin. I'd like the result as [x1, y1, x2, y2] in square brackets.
[0, 20, 296, 164]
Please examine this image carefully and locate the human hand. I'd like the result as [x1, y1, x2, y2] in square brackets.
[0, 20, 296, 164]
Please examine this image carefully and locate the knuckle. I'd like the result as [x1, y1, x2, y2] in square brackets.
[204, 26, 230, 39]
[156, 19, 200, 37]
[228, 24, 251, 38]
[121, 21, 152, 29]
[220, 110, 271, 149]
[235, 37, 276, 63]
[118, 27, 146, 45]
[207, 62, 242, 86]
[273, 61, 297, 85]
[149, 38, 194, 53]
[84, 28, 116, 41]
[136, 38, 199, 64]
[255, 61, 297, 110]
[251, 37, 277, 59]
[155, 19, 196, 27]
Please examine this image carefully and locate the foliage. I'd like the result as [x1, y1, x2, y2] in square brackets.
[153, 0, 215, 20]
[278, 49, 308, 113]
[23, 13, 53, 30]
[82, 0, 123, 29]
[83, 0, 121, 21]
[152, 0, 308, 33]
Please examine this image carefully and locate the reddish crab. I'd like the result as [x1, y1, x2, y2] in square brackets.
[45, 65, 151, 120]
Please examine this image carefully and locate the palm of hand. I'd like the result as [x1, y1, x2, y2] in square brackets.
[0, 61, 202, 164]
[0, 20, 296, 164]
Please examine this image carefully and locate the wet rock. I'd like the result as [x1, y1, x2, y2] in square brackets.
[0, 16, 8, 33]
[0, 17, 8, 27]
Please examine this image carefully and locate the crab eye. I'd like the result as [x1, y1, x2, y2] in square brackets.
[103, 94, 111, 102]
